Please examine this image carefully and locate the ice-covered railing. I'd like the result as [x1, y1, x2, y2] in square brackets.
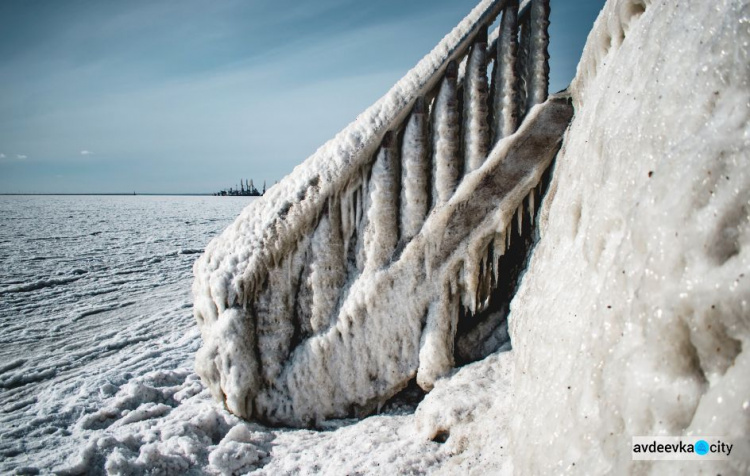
[193, 0, 573, 426]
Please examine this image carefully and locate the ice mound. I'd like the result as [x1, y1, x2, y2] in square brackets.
[414, 352, 515, 474]
[63, 367, 452, 475]
[63, 369, 268, 475]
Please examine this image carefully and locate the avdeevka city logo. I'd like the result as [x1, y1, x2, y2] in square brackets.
[631, 436, 735, 460]
[694, 439, 709, 456]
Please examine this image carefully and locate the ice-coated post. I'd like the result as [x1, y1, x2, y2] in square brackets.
[463, 27, 490, 174]
[516, 11, 531, 118]
[417, 279, 460, 391]
[525, 0, 550, 113]
[493, 0, 520, 142]
[309, 196, 346, 333]
[364, 131, 400, 270]
[432, 61, 461, 207]
[487, 58, 497, 140]
[400, 97, 430, 242]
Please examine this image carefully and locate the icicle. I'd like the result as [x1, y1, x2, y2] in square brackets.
[463, 28, 490, 174]
[340, 192, 350, 241]
[477, 246, 492, 311]
[517, 203, 523, 235]
[363, 132, 400, 270]
[493, 0, 520, 142]
[348, 189, 356, 237]
[507, 223, 512, 249]
[526, 0, 551, 112]
[450, 268, 460, 296]
[529, 187, 536, 223]
[355, 185, 363, 231]
[400, 97, 430, 242]
[491, 235, 501, 281]
[341, 186, 356, 267]
[494, 231, 503, 257]
[432, 61, 461, 206]
[488, 242, 496, 291]
[463, 256, 481, 314]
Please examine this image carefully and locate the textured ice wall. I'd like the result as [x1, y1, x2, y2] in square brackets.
[504, 0, 749, 473]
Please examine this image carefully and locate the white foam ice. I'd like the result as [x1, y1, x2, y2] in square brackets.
[505, 0, 750, 472]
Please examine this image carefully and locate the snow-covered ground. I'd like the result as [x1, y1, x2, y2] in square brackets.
[2, 0, 748, 473]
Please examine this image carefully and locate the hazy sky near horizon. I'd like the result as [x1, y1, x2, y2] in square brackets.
[0, 0, 604, 194]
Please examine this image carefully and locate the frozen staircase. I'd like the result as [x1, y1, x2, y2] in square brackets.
[193, 0, 574, 426]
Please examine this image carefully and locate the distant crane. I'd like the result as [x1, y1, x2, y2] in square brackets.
[215, 178, 268, 196]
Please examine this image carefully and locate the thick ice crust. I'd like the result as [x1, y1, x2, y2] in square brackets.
[507, 0, 750, 473]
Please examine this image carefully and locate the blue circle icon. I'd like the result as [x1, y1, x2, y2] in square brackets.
[695, 440, 709, 455]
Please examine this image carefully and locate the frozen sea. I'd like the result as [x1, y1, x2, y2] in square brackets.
[0, 195, 453, 476]
[0, 195, 256, 473]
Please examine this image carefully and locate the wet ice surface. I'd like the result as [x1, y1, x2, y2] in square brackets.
[0, 195, 255, 473]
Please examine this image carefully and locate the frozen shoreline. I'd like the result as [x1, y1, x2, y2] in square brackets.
[2, 0, 749, 473]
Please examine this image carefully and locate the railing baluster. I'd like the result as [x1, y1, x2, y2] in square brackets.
[517, 9, 531, 117]
[432, 61, 461, 206]
[364, 132, 400, 270]
[309, 196, 346, 333]
[417, 274, 460, 391]
[493, 0, 520, 141]
[463, 28, 491, 174]
[487, 56, 497, 141]
[400, 97, 430, 242]
[526, 0, 551, 112]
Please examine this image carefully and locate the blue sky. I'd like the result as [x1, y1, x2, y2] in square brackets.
[0, 0, 604, 194]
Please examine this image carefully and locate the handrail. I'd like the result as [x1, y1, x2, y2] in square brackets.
[196, 0, 512, 310]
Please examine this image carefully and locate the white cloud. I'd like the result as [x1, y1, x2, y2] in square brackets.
[0, 153, 5, 159]
[80, 150, 92, 155]
[17, 154, 27, 160]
